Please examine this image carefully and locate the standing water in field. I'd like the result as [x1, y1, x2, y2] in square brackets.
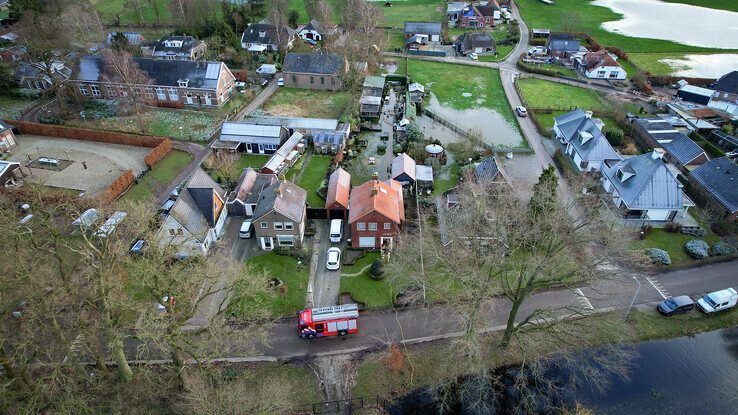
[592, 0, 738, 49]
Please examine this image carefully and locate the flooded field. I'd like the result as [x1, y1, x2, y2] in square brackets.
[661, 54, 738, 78]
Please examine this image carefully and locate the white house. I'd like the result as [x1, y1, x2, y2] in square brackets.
[156, 168, 228, 256]
[601, 151, 694, 222]
[297, 19, 333, 43]
[555, 110, 621, 172]
[573, 50, 626, 80]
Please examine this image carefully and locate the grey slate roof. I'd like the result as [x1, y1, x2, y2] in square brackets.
[241, 22, 279, 45]
[404, 21, 442, 36]
[713, 71, 738, 95]
[602, 152, 685, 210]
[314, 132, 345, 146]
[228, 168, 278, 205]
[553, 109, 588, 142]
[283, 53, 342, 75]
[252, 180, 307, 223]
[0, 120, 12, 132]
[152, 35, 201, 58]
[690, 157, 738, 213]
[301, 19, 325, 35]
[547, 34, 580, 52]
[569, 128, 620, 165]
[661, 133, 706, 165]
[106, 32, 144, 46]
[77, 56, 224, 91]
[475, 157, 500, 181]
[169, 168, 226, 241]
[458, 31, 495, 52]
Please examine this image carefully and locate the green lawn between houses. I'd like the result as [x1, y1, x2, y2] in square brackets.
[631, 211, 721, 265]
[0, 96, 37, 120]
[262, 87, 355, 121]
[516, 78, 608, 111]
[119, 150, 193, 202]
[297, 154, 332, 207]
[228, 253, 309, 317]
[94, 0, 175, 24]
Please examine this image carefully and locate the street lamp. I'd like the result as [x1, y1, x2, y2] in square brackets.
[624, 275, 641, 319]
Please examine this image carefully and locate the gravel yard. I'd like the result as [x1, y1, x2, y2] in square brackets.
[8, 135, 149, 196]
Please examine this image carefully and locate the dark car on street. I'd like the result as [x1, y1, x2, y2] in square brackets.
[657, 295, 695, 316]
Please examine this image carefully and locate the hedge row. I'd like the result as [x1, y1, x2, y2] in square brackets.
[647, 75, 716, 87]
[8, 120, 167, 148]
[516, 57, 578, 79]
[144, 139, 173, 168]
[101, 169, 135, 204]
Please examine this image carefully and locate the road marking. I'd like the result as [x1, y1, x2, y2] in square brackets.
[573, 288, 595, 311]
[645, 276, 669, 300]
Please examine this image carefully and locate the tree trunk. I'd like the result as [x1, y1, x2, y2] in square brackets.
[102, 308, 132, 382]
[170, 346, 189, 391]
[501, 299, 522, 348]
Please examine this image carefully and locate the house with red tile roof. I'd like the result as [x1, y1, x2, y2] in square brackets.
[326, 168, 351, 219]
[573, 50, 626, 80]
[348, 176, 405, 249]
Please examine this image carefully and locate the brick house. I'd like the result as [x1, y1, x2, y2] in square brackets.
[326, 167, 350, 219]
[458, 1, 500, 29]
[74, 56, 236, 108]
[282, 53, 346, 91]
[252, 180, 308, 250]
[348, 177, 405, 250]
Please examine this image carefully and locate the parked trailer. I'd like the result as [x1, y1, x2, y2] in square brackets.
[298, 304, 359, 339]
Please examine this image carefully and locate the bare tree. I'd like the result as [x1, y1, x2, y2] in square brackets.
[268, 0, 290, 48]
[123, 0, 145, 25]
[145, 0, 161, 23]
[168, 0, 187, 22]
[101, 50, 153, 133]
[14, 10, 75, 112]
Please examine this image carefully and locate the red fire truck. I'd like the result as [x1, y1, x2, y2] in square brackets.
[298, 304, 359, 339]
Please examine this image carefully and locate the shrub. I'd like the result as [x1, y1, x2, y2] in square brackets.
[393, 144, 403, 154]
[664, 222, 682, 233]
[604, 129, 624, 147]
[685, 239, 709, 259]
[711, 241, 737, 256]
[369, 259, 385, 280]
[681, 227, 706, 237]
[645, 248, 671, 266]
[376, 143, 387, 153]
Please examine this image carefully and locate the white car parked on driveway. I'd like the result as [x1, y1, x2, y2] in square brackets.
[326, 247, 341, 271]
[696, 288, 737, 313]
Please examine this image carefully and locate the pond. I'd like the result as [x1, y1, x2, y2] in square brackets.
[660, 54, 738, 79]
[389, 326, 738, 414]
[425, 93, 524, 148]
[592, 0, 738, 49]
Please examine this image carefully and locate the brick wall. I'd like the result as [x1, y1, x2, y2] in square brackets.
[100, 169, 135, 204]
[9, 120, 167, 148]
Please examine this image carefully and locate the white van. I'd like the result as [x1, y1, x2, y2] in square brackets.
[239, 219, 253, 239]
[329, 219, 343, 243]
[696, 288, 737, 313]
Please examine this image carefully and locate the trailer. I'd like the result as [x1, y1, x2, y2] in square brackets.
[298, 304, 359, 339]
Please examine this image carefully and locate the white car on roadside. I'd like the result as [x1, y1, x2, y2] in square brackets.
[696, 288, 737, 313]
[468, 52, 479, 60]
[277, 77, 284, 87]
[326, 247, 341, 271]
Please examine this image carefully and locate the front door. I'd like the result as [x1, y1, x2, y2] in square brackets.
[186, 93, 193, 104]
[261, 237, 274, 250]
[258, 144, 264, 154]
[246, 143, 252, 153]
[380, 237, 393, 250]
[204, 94, 212, 106]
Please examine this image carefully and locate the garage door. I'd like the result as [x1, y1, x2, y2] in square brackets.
[358, 237, 375, 248]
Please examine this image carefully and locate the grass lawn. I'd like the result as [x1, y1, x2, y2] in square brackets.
[517, 78, 607, 111]
[120, 150, 193, 202]
[229, 253, 309, 317]
[662, 0, 738, 12]
[381, 0, 445, 28]
[236, 153, 270, 170]
[631, 212, 721, 265]
[535, 111, 623, 133]
[263, 88, 355, 120]
[384, 29, 406, 51]
[407, 59, 518, 124]
[340, 252, 405, 308]
[0, 96, 37, 120]
[515, 0, 730, 53]
[627, 53, 691, 76]
[69, 108, 220, 141]
[432, 163, 460, 196]
[297, 155, 332, 207]
[95, 0, 174, 24]
[0, 10, 8, 19]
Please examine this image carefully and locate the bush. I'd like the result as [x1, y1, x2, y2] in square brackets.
[604, 128, 624, 147]
[376, 143, 387, 153]
[393, 144, 403, 154]
[664, 222, 682, 233]
[685, 239, 709, 259]
[712, 241, 737, 256]
[369, 259, 385, 280]
[553, 149, 575, 181]
[681, 227, 706, 237]
[645, 248, 671, 266]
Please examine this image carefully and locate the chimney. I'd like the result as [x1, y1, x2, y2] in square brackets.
[371, 185, 378, 196]
[651, 150, 663, 160]
[371, 172, 379, 181]
[274, 184, 282, 197]
[278, 173, 286, 181]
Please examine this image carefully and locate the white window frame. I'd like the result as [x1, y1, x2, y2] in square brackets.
[384, 223, 391, 230]
[90, 84, 100, 97]
[168, 88, 178, 101]
[260, 222, 268, 229]
[368, 223, 377, 231]
[146, 88, 154, 98]
[156, 88, 166, 100]
[78, 84, 88, 95]
[277, 235, 294, 246]
[284, 222, 294, 230]
[357, 222, 366, 231]
[274, 222, 283, 230]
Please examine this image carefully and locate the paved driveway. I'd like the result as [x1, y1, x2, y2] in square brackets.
[310, 220, 348, 308]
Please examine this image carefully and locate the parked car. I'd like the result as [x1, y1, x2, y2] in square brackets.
[696, 288, 737, 313]
[326, 247, 341, 270]
[468, 52, 479, 61]
[657, 295, 695, 316]
[516, 106, 528, 117]
[239, 219, 253, 239]
[277, 77, 284, 87]
[329, 219, 343, 243]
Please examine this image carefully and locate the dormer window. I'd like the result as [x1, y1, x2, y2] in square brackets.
[178, 79, 189, 88]
[259, 30, 266, 38]
[617, 167, 635, 183]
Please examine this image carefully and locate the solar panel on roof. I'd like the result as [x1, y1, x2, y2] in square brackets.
[221, 122, 283, 137]
[205, 63, 220, 79]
